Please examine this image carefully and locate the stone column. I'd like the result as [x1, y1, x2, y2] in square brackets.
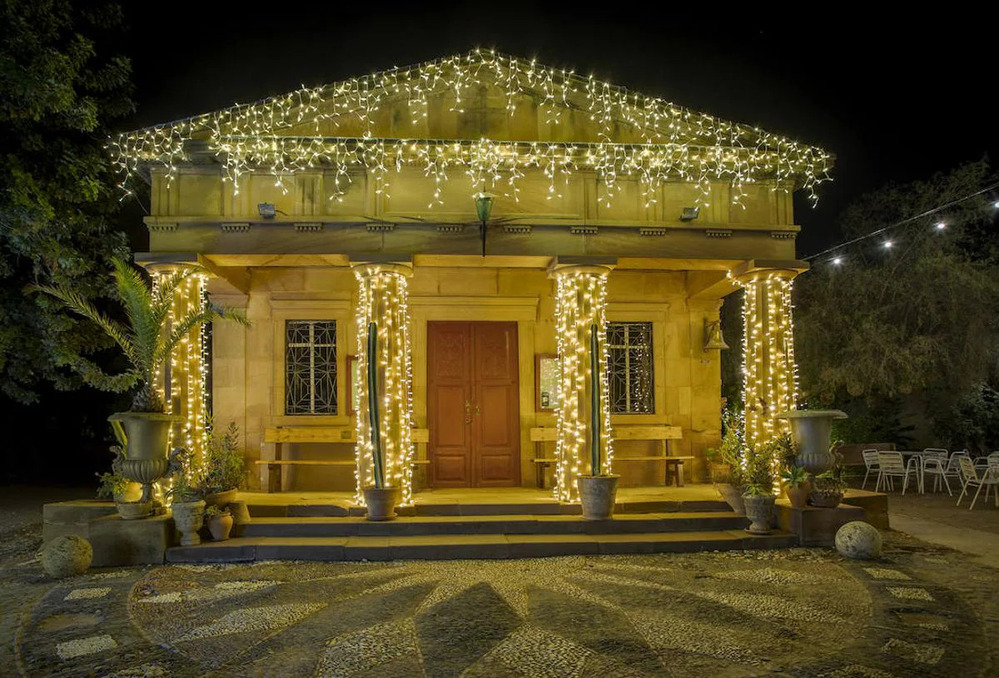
[551, 265, 615, 502]
[352, 263, 415, 505]
[736, 269, 798, 447]
[144, 260, 210, 467]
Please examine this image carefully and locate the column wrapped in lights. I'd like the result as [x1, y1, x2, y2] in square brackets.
[150, 265, 210, 485]
[736, 270, 798, 449]
[552, 265, 614, 502]
[353, 263, 415, 506]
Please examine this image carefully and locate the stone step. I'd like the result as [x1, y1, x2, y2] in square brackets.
[247, 499, 732, 518]
[166, 530, 796, 563]
[241, 512, 749, 538]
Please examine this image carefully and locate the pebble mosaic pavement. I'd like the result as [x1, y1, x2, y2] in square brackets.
[3, 532, 997, 678]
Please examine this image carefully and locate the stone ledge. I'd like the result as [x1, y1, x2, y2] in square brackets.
[776, 501, 867, 547]
[43, 501, 173, 567]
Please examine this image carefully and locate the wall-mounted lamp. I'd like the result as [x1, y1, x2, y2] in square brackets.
[680, 207, 700, 222]
[703, 319, 730, 351]
[474, 192, 494, 256]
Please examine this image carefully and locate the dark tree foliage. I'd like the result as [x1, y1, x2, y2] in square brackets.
[0, 0, 134, 404]
[794, 160, 999, 448]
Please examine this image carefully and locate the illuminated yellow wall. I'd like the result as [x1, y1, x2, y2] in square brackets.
[209, 264, 725, 491]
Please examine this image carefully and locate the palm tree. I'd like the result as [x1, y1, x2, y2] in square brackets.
[33, 258, 247, 412]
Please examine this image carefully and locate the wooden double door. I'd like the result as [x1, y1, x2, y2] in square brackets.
[428, 321, 521, 487]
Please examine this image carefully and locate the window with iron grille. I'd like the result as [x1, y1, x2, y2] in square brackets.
[606, 322, 654, 414]
[285, 320, 337, 415]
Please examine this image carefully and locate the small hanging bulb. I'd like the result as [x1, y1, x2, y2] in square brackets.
[831, 257, 843, 265]
[883, 241, 893, 249]
[935, 221, 946, 230]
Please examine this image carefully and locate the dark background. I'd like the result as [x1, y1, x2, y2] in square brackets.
[11, 4, 996, 486]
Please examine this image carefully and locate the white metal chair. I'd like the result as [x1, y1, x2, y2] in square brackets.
[861, 449, 881, 490]
[921, 449, 951, 495]
[956, 455, 999, 509]
[943, 450, 969, 487]
[973, 452, 999, 472]
[876, 451, 920, 494]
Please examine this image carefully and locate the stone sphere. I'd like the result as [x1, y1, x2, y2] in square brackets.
[39, 535, 93, 578]
[835, 521, 882, 560]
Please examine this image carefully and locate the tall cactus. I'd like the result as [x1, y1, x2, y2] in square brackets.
[367, 321, 384, 488]
[590, 323, 601, 476]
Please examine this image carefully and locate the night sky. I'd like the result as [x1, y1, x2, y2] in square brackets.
[119, 5, 997, 255]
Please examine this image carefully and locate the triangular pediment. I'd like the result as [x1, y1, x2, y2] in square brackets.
[112, 50, 832, 203]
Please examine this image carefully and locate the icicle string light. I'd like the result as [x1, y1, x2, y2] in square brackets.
[109, 50, 831, 206]
[553, 266, 614, 503]
[353, 264, 415, 506]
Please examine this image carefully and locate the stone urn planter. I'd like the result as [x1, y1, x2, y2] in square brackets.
[776, 410, 847, 474]
[172, 499, 206, 546]
[208, 512, 234, 541]
[715, 482, 746, 514]
[115, 500, 153, 520]
[577, 475, 619, 521]
[363, 486, 401, 521]
[743, 494, 775, 534]
[111, 412, 182, 502]
[809, 490, 844, 508]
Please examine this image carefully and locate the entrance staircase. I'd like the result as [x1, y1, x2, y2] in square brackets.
[166, 492, 796, 562]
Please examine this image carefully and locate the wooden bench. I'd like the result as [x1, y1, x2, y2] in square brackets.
[530, 425, 689, 488]
[258, 426, 430, 492]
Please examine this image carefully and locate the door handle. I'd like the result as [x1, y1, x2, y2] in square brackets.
[465, 401, 472, 424]
[474, 404, 481, 416]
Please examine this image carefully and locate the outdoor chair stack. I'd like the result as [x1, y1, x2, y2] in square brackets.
[876, 451, 920, 494]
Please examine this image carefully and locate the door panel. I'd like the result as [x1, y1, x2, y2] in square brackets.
[428, 323, 472, 487]
[428, 321, 520, 487]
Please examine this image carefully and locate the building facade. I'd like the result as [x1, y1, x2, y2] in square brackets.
[116, 51, 830, 499]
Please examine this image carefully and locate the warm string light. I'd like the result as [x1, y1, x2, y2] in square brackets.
[109, 49, 831, 208]
[552, 267, 614, 503]
[736, 272, 797, 491]
[154, 268, 209, 494]
[353, 265, 415, 506]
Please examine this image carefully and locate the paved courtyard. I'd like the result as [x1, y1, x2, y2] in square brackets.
[3, 488, 999, 676]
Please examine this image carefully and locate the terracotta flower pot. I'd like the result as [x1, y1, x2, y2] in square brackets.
[208, 514, 234, 541]
[204, 489, 238, 507]
[363, 486, 401, 521]
[577, 475, 619, 520]
[715, 482, 746, 514]
[785, 484, 809, 509]
[115, 500, 153, 520]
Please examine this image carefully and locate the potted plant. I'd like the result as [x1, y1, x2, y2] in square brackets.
[711, 409, 746, 514]
[809, 445, 847, 508]
[780, 464, 811, 509]
[362, 321, 401, 521]
[742, 439, 777, 534]
[204, 505, 234, 541]
[202, 422, 246, 506]
[577, 325, 618, 520]
[168, 451, 207, 545]
[33, 259, 247, 505]
[96, 448, 150, 519]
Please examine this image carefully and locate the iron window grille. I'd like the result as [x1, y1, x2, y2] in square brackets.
[606, 322, 654, 414]
[285, 320, 337, 415]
